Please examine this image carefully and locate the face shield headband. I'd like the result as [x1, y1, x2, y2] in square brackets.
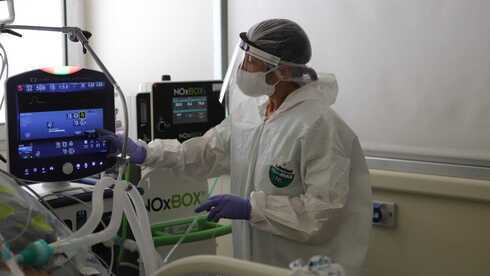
[238, 32, 318, 82]
[239, 32, 281, 68]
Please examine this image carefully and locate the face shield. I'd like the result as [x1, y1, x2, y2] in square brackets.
[221, 32, 318, 115]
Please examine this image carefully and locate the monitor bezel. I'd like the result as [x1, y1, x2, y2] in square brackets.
[6, 68, 117, 182]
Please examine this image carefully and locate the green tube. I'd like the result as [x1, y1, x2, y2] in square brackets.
[151, 216, 232, 247]
[118, 176, 232, 249]
[117, 165, 135, 264]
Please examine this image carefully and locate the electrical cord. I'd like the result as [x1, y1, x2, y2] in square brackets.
[0, 41, 9, 110]
[0, 51, 6, 84]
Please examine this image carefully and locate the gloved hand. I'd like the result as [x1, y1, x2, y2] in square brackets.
[195, 194, 251, 222]
[96, 129, 147, 164]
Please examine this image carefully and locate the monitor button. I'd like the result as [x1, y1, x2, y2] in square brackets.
[62, 162, 74, 175]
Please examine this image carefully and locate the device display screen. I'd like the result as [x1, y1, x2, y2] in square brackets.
[16, 81, 105, 93]
[172, 96, 208, 125]
[7, 68, 117, 181]
[18, 108, 108, 160]
[152, 81, 225, 142]
[20, 108, 104, 141]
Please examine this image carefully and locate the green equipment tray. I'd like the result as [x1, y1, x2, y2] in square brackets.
[151, 216, 232, 246]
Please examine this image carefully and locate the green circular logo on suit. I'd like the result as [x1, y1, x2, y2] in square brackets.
[269, 165, 295, 188]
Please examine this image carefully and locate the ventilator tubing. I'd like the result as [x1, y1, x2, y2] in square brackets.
[52, 179, 160, 276]
[68, 176, 114, 239]
[52, 180, 127, 254]
[127, 185, 163, 270]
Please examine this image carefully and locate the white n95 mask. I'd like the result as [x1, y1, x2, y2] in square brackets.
[236, 69, 279, 97]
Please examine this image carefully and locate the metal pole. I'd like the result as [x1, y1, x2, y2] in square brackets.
[0, 24, 130, 176]
[75, 30, 130, 173]
[220, 0, 228, 80]
[62, 0, 68, 66]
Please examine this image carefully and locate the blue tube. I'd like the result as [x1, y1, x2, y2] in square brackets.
[76, 177, 98, 185]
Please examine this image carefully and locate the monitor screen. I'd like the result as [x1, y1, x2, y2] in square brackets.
[18, 108, 108, 160]
[20, 108, 104, 141]
[151, 81, 224, 141]
[6, 67, 116, 182]
[16, 81, 106, 93]
[172, 96, 208, 125]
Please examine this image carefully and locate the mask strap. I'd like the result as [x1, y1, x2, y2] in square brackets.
[264, 66, 283, 88]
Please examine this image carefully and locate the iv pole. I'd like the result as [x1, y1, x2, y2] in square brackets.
[0, 2, 161, 275]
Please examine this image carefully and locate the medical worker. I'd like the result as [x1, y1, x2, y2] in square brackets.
[100, 18, 372, 276]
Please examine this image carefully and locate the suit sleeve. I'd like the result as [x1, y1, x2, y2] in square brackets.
[142, 118, 231, 179]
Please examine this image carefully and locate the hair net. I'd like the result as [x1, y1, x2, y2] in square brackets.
[220, 18, 319, 113]
[245, 18, 312, 65]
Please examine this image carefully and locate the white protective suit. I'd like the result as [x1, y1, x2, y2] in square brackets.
[143, 74, 372, 276]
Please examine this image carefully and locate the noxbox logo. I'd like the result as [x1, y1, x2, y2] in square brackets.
[173, 87, 205, 97]
[145, 191, 205, 213]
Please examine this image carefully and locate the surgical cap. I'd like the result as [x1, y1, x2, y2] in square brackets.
[244, 18, 312, 65]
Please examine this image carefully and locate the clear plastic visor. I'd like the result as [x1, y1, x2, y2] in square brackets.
[219, 41, 318, 115]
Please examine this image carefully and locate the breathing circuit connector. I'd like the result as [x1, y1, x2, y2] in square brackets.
[16, 239, 54, 267]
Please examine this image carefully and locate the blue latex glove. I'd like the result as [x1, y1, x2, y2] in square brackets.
[195, 194, 251, 222]
[96, 129, 147, 164]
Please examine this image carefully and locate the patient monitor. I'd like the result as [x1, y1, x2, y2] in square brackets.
[5, 66, 116, 183]
[151, 80, 225, 142]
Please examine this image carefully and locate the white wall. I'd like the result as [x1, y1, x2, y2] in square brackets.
[66, 0, 87, 67]
[368, 171, 490, 276]
[80, 0, 222, 137]
[0, 0, 64, 74]
[228, 0, 490, 164]
[214, 170, 490, 276]
[0, 0, 64, 123]
[226, 2, 490, 275]
[83, 0, 222, 97]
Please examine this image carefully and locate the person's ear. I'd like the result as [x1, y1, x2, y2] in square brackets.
[266, 65, 291, 85]
[279, 65, 294, 79]
[265, 69, 279, 85]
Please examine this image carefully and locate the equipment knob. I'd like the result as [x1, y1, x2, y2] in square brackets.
[62, 162, 73, 175]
